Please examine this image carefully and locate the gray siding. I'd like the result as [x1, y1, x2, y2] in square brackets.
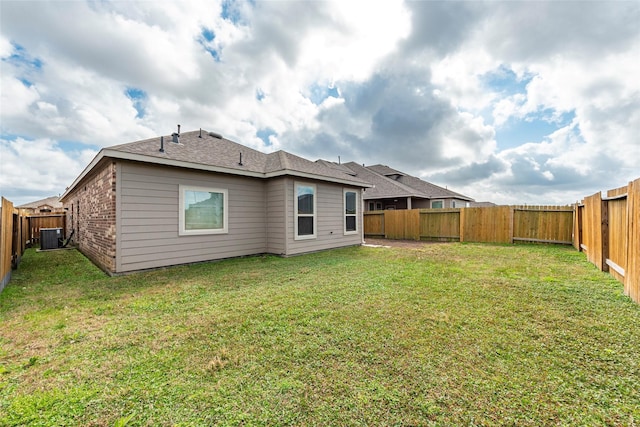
[266, 178, 286, 255]
[285, 178, 363, 256]
[412, 199, 432, 209]
[448, 198, 470, 208]
[116, 162, 266, 273]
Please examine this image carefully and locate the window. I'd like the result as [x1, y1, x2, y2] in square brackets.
[368, 202, 375, 211]
[344, 189, 357, 234]
[179, 185, 228, 235]
[295, 182, 316, 239]
[376, 202, 382, 210]
[452, 201, 456, 208]
[431, 200, 444, 209]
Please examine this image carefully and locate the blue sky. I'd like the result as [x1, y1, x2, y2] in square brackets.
[494, 111, 577, 150]
[1, 0, 639, 206]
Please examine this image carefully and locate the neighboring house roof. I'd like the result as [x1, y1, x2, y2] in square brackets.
[469, 201, 496, 207]
[61, 130, 370, 201]
[17, 196, 63, 210]
[341, 162, 418, 199]
[365, 164, 473, 201]
[340, 162, 474, 202]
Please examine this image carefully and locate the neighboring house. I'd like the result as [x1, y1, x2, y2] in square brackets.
[469, 201, 497, 208]
[17, 196, 64, 214]
[60, 129, 371, 275]
[319, 162, 475, 210]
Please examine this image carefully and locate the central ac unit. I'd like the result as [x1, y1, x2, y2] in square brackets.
[40, 228, 63, 250]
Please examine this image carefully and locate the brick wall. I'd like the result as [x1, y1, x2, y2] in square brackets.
[63, 161, 117, 273]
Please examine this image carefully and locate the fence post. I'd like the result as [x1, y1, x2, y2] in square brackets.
[573, 202, 582, 250]
[1, 198, 14, 292]
[509, 206, 515, 244]
[601, 198, 609, 272]
[625, 178, 640, 303]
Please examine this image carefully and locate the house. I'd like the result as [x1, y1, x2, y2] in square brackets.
[317, 161, 475, 210]
[17, 196, 64, 214]
[59, 128, 371, 275]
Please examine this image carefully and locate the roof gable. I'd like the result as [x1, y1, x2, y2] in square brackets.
[17, 196, 63, 209]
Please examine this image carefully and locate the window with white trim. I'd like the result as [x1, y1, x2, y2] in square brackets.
[344, 189, 357, 234]
[295, 182, 316, 240]
[179, 185, 228, 235]
[431, 199, 444, 209]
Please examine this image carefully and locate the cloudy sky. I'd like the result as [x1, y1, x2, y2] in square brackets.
[1, 0, 639, 206]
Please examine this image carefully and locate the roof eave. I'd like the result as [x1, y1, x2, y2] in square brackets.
[265, 170, 372, 188]
[61, 150, 372, 201]
[363, 193, 421, 200]
[60, 149, 107, 202]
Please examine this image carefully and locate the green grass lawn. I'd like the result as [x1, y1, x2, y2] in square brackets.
[1, 243, 639, 426]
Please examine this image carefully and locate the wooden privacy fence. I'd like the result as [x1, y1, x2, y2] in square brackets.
[364, 205, 573, 244]
[1, 198, 28, 292]
[364, 177, 639, 305]
[27, 214, 66, 244]
[0, 197, 65, 293]
[575, 178, 640, 304]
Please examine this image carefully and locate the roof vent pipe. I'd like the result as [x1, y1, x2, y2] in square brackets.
[238, 152, 243, 166]
[159, 136, 165, 153]
[199, 128, 202, 138]
[177, 124, 181, 135]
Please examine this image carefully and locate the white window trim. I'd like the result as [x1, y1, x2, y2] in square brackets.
[294, 182, 317, 240]
[344, 189, 358, 235]
[431, 199, 444, 209]
[179, 185, 229, 236]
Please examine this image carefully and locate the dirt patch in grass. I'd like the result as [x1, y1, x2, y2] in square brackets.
[364, 237, 448, 249]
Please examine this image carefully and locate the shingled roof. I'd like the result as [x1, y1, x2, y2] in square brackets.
[62, 130, 370, 200]
[340, 162, 474, 202]
[342, 162, 417, 199]
[16, 196, 63, 210]
[366, 164, 473, 201]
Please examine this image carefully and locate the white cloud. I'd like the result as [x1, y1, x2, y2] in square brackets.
[492, 95, 526, 127]
[0, 75, 40, 118]
[430, 48, 498, 112]
[0, 137, 97, 205]
[0, 0, 639, 206]
[297, 0, 411, 83]
[0, 35, 12, 57]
